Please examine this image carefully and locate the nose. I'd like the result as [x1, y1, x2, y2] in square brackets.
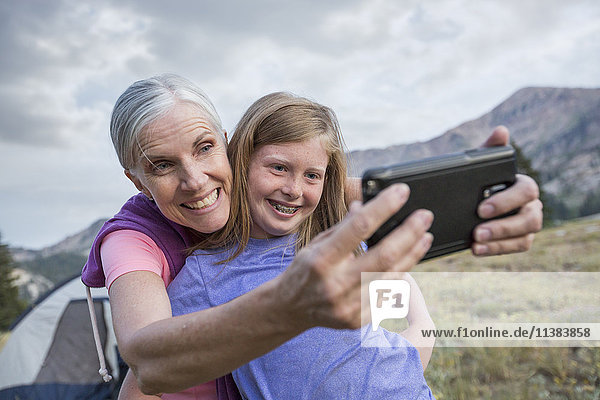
[281, 174, 302, 199]
[179, 159, 209, 192]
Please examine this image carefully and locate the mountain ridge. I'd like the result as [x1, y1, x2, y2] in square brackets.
[10, 218, 105, 262]
[348, 86, 600, 210]
[12, 86, 600, 257]
[9, 86, 600, 300]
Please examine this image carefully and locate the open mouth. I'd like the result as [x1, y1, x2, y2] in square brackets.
[268, 200, 300, 215]
[182, 188, 219, 210]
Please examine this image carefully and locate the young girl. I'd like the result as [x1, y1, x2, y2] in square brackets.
[167, 92, 435, 399]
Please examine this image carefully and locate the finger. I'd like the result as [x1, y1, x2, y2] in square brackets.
[316, 183, 410, 263]
[480, 125, 510, 148]
[389, 232, 434, 273]
[303, 200, 359, 260]
[478, 174, 540, 219]
[360, 209, 434, 274]
[474, 199, 543, 242]
[472, 233, 535, 256]
[348, 199, 362, 214]
[311, 223, 336, 242]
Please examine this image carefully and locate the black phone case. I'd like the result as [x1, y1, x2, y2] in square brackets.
[362, 145, 517, 260]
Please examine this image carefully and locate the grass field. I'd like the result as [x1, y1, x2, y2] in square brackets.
[419, 216, 600, 399]
[1, 218, 598, 398]
[0, 332, 8, 353]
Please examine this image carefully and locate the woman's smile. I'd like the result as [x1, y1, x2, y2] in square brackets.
[182, 188, 220, 210]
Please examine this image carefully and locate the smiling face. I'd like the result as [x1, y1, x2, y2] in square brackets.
[126, 102, 232, 234]
[247, 136, 329, 239]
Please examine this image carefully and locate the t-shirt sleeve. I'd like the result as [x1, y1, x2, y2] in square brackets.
[167, 254, 210, 317]
[100, 229, 171, 290]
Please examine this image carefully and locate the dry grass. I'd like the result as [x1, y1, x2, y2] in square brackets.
[0, 332, 9, 352]
[419, 217, 600, 399]
[420, 217, 600, 274]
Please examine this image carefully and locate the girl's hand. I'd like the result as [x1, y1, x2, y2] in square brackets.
[473, 126, 543, 256]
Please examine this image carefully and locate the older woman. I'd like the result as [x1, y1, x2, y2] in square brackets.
[82, 74, 543, 399]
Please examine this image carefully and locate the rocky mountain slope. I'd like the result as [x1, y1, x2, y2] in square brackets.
[9, 219, 104, 298]
[10, 219, 105, 263]
[348, 87, 600, 210]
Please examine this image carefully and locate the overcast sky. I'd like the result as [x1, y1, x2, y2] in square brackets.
[1, 0, 599, 249]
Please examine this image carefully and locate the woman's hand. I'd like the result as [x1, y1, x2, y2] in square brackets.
[472, 126, 543, 256]
[276, 183, 434, 331]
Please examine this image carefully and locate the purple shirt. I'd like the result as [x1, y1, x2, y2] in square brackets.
[81, 193, 240, 400]
[169, 235, 435, 400]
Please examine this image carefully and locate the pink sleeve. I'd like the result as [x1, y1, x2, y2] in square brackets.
[101, 230, 218, 399]
[100, 230, 172, 290]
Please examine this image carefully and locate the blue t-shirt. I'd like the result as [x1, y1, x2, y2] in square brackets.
[168, 235, 435, 400]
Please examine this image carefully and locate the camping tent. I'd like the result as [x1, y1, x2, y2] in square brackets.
[0, 274, 122, 399]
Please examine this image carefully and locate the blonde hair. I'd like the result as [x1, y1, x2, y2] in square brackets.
[195, 92, 351, 260]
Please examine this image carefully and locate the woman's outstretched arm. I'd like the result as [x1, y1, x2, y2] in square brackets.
[110, 184, 434, 395]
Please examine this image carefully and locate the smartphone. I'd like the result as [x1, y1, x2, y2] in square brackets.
[362, 145, 517, 260]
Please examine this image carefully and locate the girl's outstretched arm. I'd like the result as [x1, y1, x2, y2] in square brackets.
[399, 273, 436, 370]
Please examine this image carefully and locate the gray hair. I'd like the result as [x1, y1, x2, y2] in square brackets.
[110, 73, 225, 169]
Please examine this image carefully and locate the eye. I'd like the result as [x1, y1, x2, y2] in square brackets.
[148, 161, 173, 175]
[199, 143, 213, 153]
[305, 172, 320, 180]
[152, 161, 172, 173]
[272, 164, 286, 172]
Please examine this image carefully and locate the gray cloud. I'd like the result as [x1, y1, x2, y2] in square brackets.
[0, 93, 67, 145]
[0, 0, 599, 248]
[0, 0, 152, 146]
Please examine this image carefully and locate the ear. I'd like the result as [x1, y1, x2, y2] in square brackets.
[223, 130, 228, 143]
[124, 169, 152, 199]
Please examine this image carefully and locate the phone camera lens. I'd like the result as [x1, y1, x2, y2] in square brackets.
[365, 180, 380, 196]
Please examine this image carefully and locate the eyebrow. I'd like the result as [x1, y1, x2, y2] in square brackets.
[192, 131, 216, 148]
[141, 131, 217, 162]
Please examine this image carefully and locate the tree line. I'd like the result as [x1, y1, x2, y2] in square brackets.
[0, 234, 27, 330]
